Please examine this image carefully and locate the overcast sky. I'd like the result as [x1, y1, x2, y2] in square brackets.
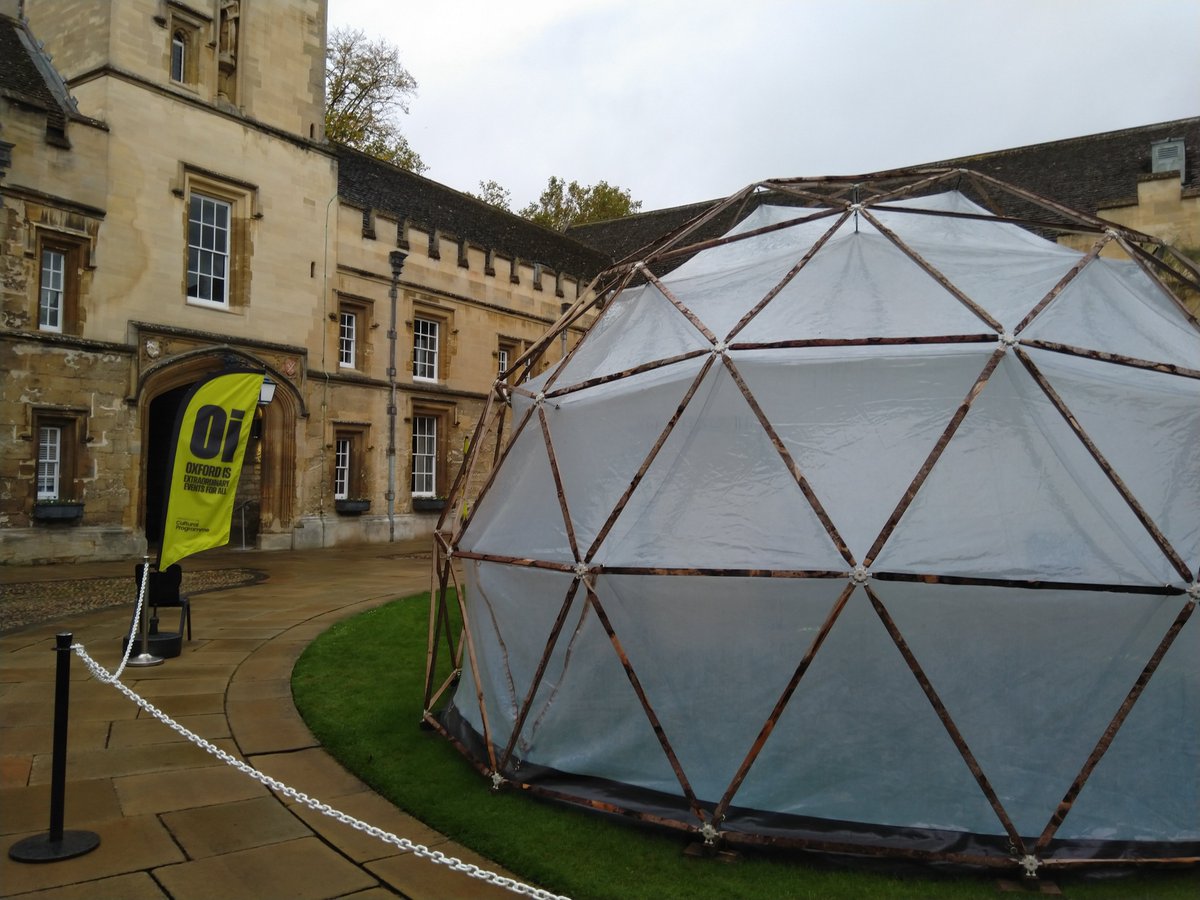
[329, 0, 1200, 213]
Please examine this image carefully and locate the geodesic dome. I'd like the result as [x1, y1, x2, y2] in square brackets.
[424, 170, 1200, 873]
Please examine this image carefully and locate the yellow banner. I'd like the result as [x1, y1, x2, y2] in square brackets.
[159, 371, 263, 570]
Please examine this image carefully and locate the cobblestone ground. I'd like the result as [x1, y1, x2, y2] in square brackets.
[0, 568, 264, 633]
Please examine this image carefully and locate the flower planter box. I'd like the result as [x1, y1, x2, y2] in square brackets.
[33, 502, 84, 522]
[412, 497, 446, 513]
[335, 499, 371, 515]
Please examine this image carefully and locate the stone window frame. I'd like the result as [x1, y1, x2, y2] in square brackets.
[335, 294, 372, 371]
[30, 408, 86, 503]
[410, 303, 453, 383]
[166, 3, 206, 88]
[35, 231, 86, 334]
[497, 337, 519, 383]
[332, 423, 369, 501]
[178, 166, 258, 314]
[410, 403, 453, 499]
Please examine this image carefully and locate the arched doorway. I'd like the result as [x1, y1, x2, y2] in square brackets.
[144, 384, 192, 545]
[139, 352, 299, 553]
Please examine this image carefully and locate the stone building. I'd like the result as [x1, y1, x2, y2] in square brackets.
[0, 0, 606, 565]
[2, 0, 1194, 566]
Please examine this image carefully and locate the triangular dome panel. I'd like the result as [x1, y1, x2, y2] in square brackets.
[867, 192, 1043, 249]
[509, 581, 683, 794]
[1058, 605, 1199, 841]
[598, 574, 849, 803]
[454, 562, 580, 742]
[738, 345, 995, 562]
[659, 213, 850, 340]
[596, 363, 848, 571]
[544, 357, 708, 556]
[672, 204, 845, 278]
[905, 244, 1085, 333]
[884, 582, 1187, 838]
[734, 587, 1000, 833]
[459, 410, 574, 563]
[737, 232, 991, 343]
[1028, 348, 1200, 577]
[1020, 254, 1200, 369]
[553, 283, 710, 389]
[868, 192, 1087, 331]
[873, 353, 1178, 586]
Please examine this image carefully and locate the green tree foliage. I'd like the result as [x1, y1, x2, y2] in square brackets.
[325, 27, 425, 172]
[518, 176, 642, 231]
[468, 179, 513, 212]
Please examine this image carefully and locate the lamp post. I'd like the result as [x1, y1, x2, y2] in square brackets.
[386, 251, 407, 542]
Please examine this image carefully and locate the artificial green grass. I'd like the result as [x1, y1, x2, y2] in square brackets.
[291, 594, 1198, 900]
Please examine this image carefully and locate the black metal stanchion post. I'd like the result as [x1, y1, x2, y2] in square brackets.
[9, 633, 101, 863]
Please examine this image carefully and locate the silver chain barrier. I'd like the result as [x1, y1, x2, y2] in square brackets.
[103, 557, 152, 683]
[71, 641, 570, 900]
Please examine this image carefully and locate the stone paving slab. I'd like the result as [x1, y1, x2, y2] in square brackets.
[160, 795, 312, 859]
[107, 712, 229, 747]
[366, 844, 524, 900]
[114, 762, 270, 815]
[28, 739, 240, 784]
[225, 676, 290, 702]
[4, 693, 137, 725]
[127, 676, 232, 697]
[0, 815, 183, 895]
[287, 789, 452, 864]
[248, 747, 368, 800]
[201, 623, 288, 639]
[226, 710, 318, 756]
[339, 889, 400, 900]
[0, 777, 123, 834]
[153, 836, 378, 900]
[127, 691, 225, 717]
[2, 720, 110, 754]
[6, 871, 168, 900]
[1, 754, 33, 787]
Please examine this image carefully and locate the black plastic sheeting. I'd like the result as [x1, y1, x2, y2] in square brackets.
[439, 704, 1200, 867]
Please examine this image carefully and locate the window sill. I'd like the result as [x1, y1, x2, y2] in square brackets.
[412, 497, 445, 512]
[334, 499, 371, 515]
[186, 298, 234, 312]
[33, 501, 84, 522]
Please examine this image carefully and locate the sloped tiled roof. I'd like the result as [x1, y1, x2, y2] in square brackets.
[929, 117, 1199, 213]
[335, 143, 611, 280]
[0, 13, 99, 148]
[567, 198, 730, 267]
[569, 118, 1200, 262]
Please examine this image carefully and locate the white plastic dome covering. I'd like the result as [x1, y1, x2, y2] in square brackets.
[433, 179, 1200, 867]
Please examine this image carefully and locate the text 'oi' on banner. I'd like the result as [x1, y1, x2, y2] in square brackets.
[159, 370, 264, 570]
